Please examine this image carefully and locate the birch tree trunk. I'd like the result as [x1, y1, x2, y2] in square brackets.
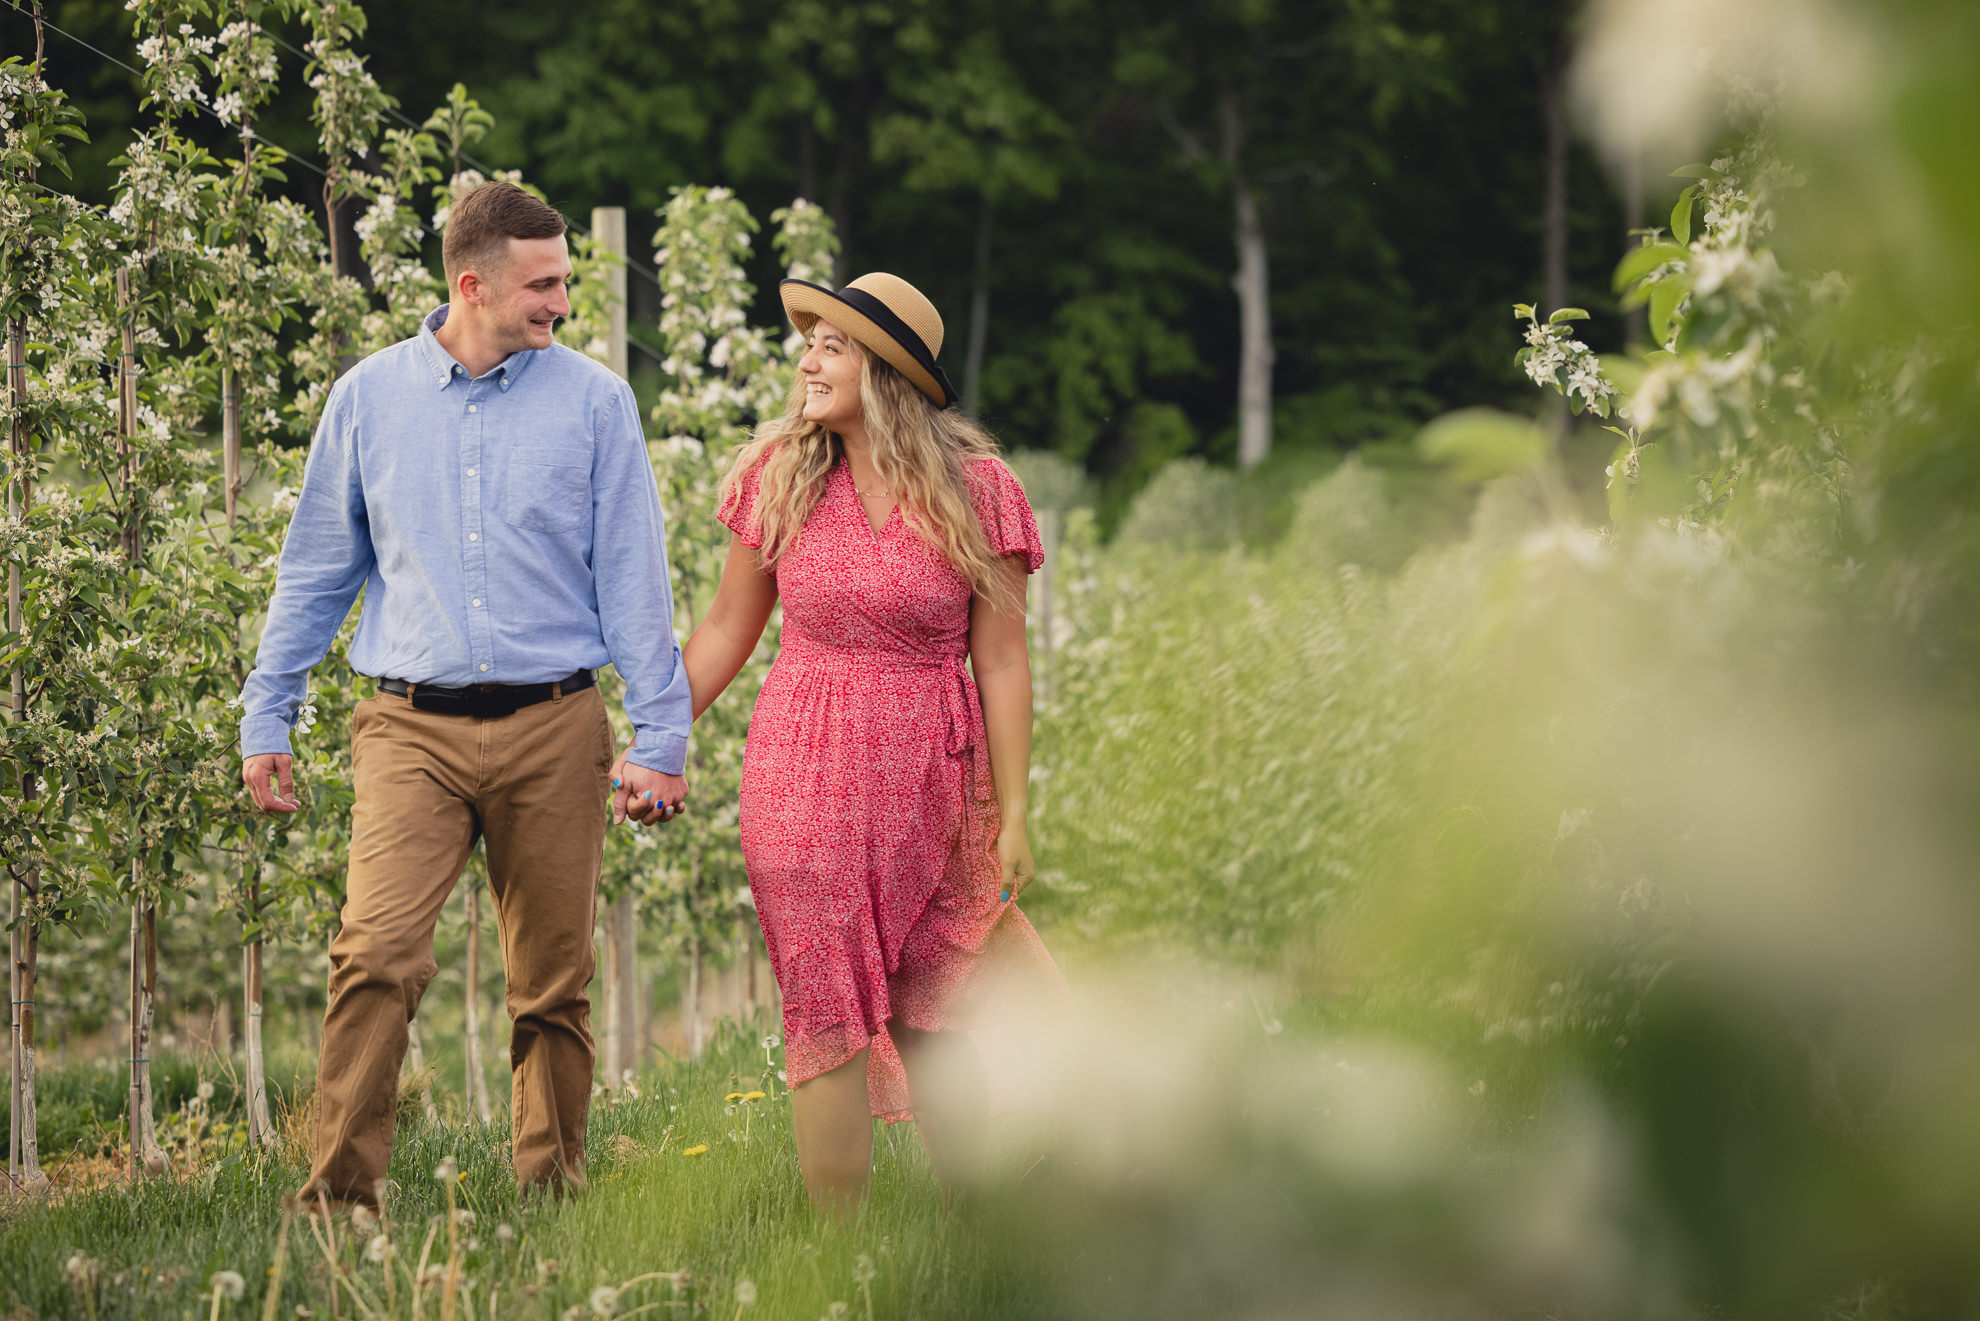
[963, 193, 994, 416]
[464, 884, 491, 1123]
[1539, 49, 1572, 442]
[1540, 51, 1570, 320]
[1221, 94, 1274, 471]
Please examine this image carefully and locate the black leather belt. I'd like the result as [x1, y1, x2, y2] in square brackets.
[379, 668, 595, 717]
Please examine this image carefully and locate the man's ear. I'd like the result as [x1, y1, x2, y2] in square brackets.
[454, 268, 485, 308]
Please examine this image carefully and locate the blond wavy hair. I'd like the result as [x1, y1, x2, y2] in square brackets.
[720, 348, 1023, 611]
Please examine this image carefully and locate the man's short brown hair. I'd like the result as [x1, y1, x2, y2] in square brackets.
[442, 181, 567, 282]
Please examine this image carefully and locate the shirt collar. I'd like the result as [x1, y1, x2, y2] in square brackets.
[417, 304, 540, 391]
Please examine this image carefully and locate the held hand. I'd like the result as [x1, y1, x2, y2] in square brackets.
[997, 822, 1035, 904]
[612, 753, 689, 827]
[242, 753, 299, 815]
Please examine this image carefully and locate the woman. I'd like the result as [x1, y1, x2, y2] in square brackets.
[621, 272, 1060, 1213]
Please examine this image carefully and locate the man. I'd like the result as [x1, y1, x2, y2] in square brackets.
[239, 181, 690, 1210]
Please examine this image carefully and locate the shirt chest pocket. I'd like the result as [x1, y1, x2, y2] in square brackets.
[500, 446, 591, 534]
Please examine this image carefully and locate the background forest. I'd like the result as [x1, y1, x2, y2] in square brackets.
[22, 0, 1623, 511]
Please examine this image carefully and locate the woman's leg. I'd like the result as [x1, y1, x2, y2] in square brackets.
[790, 1047, 873, 1218]
[892, 1026, 989, 1196]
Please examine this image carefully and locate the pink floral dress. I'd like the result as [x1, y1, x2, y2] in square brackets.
[718, 452, 1061, 1119]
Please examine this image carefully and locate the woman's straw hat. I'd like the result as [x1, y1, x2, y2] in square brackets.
[780, 273, 959, 408]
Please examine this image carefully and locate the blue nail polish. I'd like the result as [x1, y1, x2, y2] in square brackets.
[613, 778, 620, 788]
[644, 790, 653, 799]
[999, 890, 1010, 902]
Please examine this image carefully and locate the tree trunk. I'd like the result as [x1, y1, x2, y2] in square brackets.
[1539, 49, 1571, 441]
[1621, 138, 1646, 346]
[10, 904, 46, 1194]
[243, 871, 275, 1150]
[1540, 51, 1570, 319]
[1221, 94, 1273, 471]
[794, 114, 818, 206]
[222, 365, 241, 523]
[116, 273, 166, 1181]
[221, 368, 276, 1150]
[8, 305, 47, 1195]
[6, 29, 44, 1192]
[464, 884, 491, 1123]
[963, 193, 994, 416]
[128, 893, 167, 1177]
[405, 1016, 438, 1123]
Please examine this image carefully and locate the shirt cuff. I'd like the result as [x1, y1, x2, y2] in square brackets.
[623, 730, 688, 778]
[239, 715, 295, 760]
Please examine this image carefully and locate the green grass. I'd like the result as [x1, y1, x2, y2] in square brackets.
[1, 1018, 1055, 1320]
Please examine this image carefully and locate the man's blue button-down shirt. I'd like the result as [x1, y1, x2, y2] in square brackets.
[239, 304, 692, 775]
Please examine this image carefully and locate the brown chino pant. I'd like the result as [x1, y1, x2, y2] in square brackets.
[306, 686, 615, 1208]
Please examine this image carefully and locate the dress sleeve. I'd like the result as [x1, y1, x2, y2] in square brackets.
[716, 453, 766, 548]
[969, 456, 1045, 574]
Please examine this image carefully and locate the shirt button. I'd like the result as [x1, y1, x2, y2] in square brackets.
[466, 467, 477, 476]
[479, 664, 489, 673]
[468, 404, 478, 413]
[469, 532, 479, 542]
[472, 598, 482, 607]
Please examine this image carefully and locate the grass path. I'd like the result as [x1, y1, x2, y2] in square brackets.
[1, 1020, 1056, 1320]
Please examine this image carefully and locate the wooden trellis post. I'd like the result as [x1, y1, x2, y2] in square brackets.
[593, 205, 643, 1086]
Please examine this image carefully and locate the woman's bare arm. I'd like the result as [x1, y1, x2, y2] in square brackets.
[969, 555, 1035, 899]
[617, 535, 774, 824]
[684, 535, 778, 720]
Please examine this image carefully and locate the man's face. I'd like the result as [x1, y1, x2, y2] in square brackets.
[470, 235, 572, 352]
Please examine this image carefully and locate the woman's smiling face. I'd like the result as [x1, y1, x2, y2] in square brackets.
[798, 318, 864, 432]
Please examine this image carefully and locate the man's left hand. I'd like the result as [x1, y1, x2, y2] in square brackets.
[611, 752, 689, 826]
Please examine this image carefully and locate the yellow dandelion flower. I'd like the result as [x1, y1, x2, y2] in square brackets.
[743, 1091, 766, 1102]
[683, 1144, 709, 1157]
[725, 1092, 745, 1102]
